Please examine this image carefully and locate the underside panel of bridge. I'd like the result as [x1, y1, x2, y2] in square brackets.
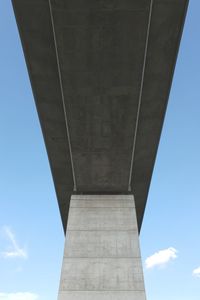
[12, 0, 188, 299]
[12, 0, 188, 231]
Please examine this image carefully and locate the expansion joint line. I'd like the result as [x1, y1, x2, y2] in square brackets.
[48, 0, 77, 191]
[128, 0, 154, 191]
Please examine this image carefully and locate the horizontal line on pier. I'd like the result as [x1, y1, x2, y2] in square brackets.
[67, 229, 138, 232]
[63, 257, 141, 259]
[59, 289, 145, 292]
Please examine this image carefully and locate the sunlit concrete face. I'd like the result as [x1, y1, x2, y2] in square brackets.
[58, 195, 146, 300]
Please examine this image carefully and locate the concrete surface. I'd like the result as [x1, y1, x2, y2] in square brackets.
[12, 0, 188, 232]
[58, 195, 146, 299]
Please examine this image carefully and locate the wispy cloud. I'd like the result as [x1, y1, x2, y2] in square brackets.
[193, 266, 200, 277]
[145, 247, 178, 269]
[0, 293, 39, 300]
[0, 226, 27, 259]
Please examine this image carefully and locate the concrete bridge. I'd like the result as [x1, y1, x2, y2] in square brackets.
[12, 0, 188, 299]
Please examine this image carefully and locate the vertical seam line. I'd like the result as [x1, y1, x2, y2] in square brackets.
[128, 0, 154, 190]
[48, 0, 77, 191]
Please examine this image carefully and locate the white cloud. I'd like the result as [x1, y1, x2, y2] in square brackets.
[193, 266, 200, 277]
[0, 226, 27, 259]
[0, 293, 39, 300]
[145, 247, 178, 269]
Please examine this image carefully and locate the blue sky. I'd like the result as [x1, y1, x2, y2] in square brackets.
[0, 1, 199, 300]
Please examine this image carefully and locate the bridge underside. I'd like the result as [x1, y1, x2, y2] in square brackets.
[12, 0, 188, 231]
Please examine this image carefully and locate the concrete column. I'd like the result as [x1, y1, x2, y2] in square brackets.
[58, 195, 146, 300]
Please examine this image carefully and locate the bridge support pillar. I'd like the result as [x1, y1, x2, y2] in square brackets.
[58, 194, 146, 300]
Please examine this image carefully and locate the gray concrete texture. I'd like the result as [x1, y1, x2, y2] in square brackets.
[58, 195, 146, 300]
[12, 0, 189, 232]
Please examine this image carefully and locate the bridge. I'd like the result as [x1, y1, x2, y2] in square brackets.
[12, 0, 188, 299]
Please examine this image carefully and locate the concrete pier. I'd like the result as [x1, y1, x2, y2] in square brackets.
[12, 2, 189, 298]
[58, 195, 146, 300]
